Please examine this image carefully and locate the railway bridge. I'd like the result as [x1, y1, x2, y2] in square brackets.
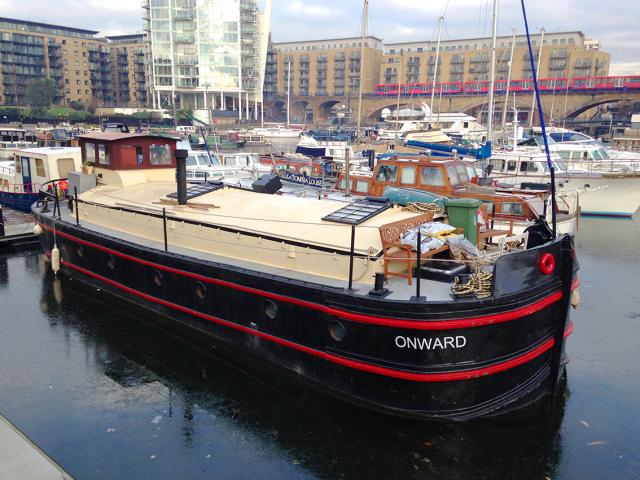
[266, 90, 640, 126]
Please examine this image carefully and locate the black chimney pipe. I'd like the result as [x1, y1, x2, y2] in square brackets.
[175, 148, 188, 205]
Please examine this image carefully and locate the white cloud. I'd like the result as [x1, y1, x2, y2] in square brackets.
[288, 1, 335, 18]
[87, 0, 141, 12]
[610, 63, 640, 76]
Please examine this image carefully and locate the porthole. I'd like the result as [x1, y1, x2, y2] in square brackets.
[106, 255, 116, 270]
[265, 300, 278, 320]
[329, 321, 346, 342]
[152, 270, 163, 287]
[76, 245, 84, 258]
[195, 281, 206, 300]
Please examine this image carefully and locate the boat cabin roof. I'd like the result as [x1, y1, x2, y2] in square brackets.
[79, 132, 173, 142]
[15, 146, 79, 157]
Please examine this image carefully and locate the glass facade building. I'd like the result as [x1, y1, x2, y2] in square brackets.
[145, 0, 269, 120]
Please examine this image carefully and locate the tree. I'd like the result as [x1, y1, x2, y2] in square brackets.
[26, 78, 55, 116]
[69, 100, 86, 111]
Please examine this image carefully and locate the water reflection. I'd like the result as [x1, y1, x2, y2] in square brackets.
[31, 266, 568, 480]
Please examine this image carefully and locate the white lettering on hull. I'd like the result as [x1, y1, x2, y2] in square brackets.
[395, 335, 467, 350]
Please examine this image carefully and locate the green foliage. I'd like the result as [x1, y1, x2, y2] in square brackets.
[26, 78, 56, 113]
[131, 111, 153, 120]
[69, 100, 86, 111]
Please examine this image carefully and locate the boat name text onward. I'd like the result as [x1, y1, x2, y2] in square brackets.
[395, 335, 467, 350]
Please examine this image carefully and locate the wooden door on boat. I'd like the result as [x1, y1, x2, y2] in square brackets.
[120, 146, 137, 168]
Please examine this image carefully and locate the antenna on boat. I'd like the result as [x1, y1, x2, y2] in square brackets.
[500, 27, 517, 129]
[428, 16, 444, 129]
[520, 0, 557, 236]
[356, 0, 368, 141]
[486, 0, 498, 145]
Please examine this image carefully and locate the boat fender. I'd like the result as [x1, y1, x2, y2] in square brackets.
[32, 224, 43, 236]
[51, 246, 61, 274]
[571, 289, 581, 309]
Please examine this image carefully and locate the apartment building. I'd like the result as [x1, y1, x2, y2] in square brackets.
[382, 31, 610, 86]
[144, 0, 271, 121]
[272, 36, 384, 97]
[0, 17, 148, 108]
[106, 35, 148, 107]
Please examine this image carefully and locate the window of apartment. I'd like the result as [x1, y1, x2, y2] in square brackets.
[65, 79, 69, 84]
[63, 49, 68, 55]
[74, 51, 78, 56]
[73, 41, 78, 46]
[76, 80, 80, 85]
[75, 60, 79, 66]
[62, 39, 66, 45]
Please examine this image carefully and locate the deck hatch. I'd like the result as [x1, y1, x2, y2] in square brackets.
[321, 200, 390, 225]
[167, 181, 224, 200]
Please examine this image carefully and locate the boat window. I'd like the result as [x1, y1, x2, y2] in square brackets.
[489, 159, 505, 171]
[207, 154, 221, 166]
[376, 165, 398, 183]
[455, 164, 469, 182]
[34, 158, 45, 177]
[520, 161, 539, 173]
[136, 146, 143, 165]
[400, 165, 416, 185]
[502, 202, 525, 215]
[420, 166, 445, 186]
[592, 149, 603, 160]
[98, 144, 110, 165]
[448, 166, 460, 186]
[337, 177, 345, 190]
[465, 165, 476, 180]
[507, 161, 517, 172]
[55, 158, 73, 179]
[559, 151, 570, 160]
[582, 151, 589, 159]
[15, 159, 21, 173]
[84, 142, 95, 164]
[599, 148, 610, 160]
[186, 155, 197, 167]
[570, 151, 582, 160]
[150, 144, 171, 165]
[355, 180, 369, 193]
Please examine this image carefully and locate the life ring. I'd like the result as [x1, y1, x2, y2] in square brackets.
[539, 253, 555, 275]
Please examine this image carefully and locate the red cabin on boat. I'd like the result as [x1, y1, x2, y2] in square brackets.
[78, 132, 178, 170]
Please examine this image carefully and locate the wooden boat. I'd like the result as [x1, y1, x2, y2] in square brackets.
[32, 132, 579, 422]
[336, 154, 579, 235]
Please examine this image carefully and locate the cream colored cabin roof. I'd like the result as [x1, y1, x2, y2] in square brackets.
[80, 182, 422, 255]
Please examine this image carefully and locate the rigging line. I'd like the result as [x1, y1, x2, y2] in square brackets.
[520, 0, 557, 237]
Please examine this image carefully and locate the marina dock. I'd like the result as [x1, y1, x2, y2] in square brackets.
[0, 205, 37, 250]
[0, 413, 72, 479]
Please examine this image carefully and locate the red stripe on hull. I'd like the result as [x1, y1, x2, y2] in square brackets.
[40, 223, 564, 331]
[60, 258, 572, 383]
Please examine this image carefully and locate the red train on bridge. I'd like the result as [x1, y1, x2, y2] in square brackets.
[373, 75, 640, 96]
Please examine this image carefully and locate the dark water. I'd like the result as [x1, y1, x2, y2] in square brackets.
[0, 217, 638, 480]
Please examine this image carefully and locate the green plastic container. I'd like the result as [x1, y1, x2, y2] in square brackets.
[446, 198, 480, 245]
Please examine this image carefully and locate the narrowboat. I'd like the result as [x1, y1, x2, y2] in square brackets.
[32, 132, 579, 422]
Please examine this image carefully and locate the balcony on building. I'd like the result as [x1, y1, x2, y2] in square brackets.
[174, 34, 195, 44]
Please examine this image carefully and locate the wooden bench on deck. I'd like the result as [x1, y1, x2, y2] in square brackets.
[379, 212, 449, 285]
[477, 204, 513, 245]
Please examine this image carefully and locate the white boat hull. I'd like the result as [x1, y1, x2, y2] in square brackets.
[560, 175, 640, 217]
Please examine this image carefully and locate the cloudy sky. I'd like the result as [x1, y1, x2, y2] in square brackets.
[1, 0, 636, 73]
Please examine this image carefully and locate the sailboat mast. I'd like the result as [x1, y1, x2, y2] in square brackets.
[528, 28, 545, 128]
[286, 60, 291, 128]
[501, 27, 517, 127]
[486, 0, 499, 143]
[428, 16, 444, 127]
[356, 0, 368, 140]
